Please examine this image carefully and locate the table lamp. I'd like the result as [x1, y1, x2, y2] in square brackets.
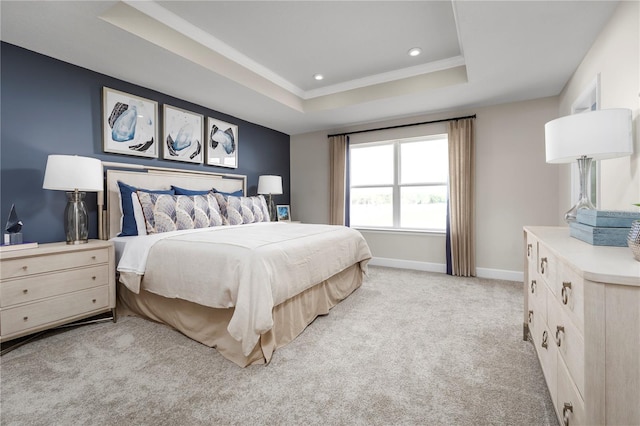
[43, 155, 103, 244]
[545, 108, 633, 222]
[258, 175, 283, 221]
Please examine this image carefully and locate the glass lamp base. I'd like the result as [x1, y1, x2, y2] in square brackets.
[64, 191, 89, 244]
[564, 156, 596, 223]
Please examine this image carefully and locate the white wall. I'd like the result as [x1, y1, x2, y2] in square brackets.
[291, 97, 560, 278]
[558, 1, 640, 216]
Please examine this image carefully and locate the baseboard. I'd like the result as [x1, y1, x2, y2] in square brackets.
[368, 257, 524, 283]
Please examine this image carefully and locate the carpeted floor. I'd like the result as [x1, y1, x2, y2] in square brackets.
[0, 266, 557, 425]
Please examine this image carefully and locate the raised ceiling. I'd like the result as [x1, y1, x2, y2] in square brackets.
[0, 1, 618, 135]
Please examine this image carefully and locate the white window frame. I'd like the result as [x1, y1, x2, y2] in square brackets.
[349, 134, 448, 233]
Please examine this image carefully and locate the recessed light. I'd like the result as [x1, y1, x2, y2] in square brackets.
[313, 73, 324, 81]
[408, 47, 422, 57]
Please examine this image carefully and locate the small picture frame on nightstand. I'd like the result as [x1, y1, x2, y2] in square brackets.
[276, 205, 291, 222]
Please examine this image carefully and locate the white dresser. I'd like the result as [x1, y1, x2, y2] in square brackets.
[1, 240, 116, 343]
[523, 226, 640, 425]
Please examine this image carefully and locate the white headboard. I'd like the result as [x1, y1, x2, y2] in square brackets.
[100, 162, 246, 240]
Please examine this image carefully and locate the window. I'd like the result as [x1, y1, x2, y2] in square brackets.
[349, 135, 448, 231]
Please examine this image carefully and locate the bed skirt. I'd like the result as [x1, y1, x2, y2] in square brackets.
[117, 263, 364, 367]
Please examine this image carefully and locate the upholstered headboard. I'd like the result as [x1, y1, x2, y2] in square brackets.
[100, 162, 246, 240]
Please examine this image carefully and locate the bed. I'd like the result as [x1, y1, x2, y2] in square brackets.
[101, 163, 371, 367]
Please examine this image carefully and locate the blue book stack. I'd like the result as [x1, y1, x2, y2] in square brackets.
[569, 210, 640, 246]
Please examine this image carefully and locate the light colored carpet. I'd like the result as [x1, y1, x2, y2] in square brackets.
[0, 266, 556, 425]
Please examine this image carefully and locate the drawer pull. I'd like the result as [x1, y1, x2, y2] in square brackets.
[527, 243, 532, 257]
[92, 276, 97, 280]
[541, 330, 548, 349]
[563, 402, 573, 426]
[540, 257, 548, 274]
[22, 266, 28, 271]
[92, 299, 97, 303]
[555, 325, 565, 347]
[23, 316, 28, 322]
[528, 310, 533, 324]
[530, 280, 536, 294]
[23, 289, 28, 294]
[91, 256, 96, 260]
[561, 282, 571, 305]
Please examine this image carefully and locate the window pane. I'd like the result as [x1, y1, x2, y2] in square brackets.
[350, 187, 393, 227]
[400, 138, 448, 184]
[350, 144, 394, 186]
[400, 186, 447, 230]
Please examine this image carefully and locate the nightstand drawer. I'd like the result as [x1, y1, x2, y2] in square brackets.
[1, 248, 108, 280]
[0, 286, 109, 336]
[1, 265, 109, 307]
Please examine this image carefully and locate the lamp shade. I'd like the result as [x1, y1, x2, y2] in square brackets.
[545, 108, 633, 164]
[43, 155, 103, 192]
[257, 175, 283, 195]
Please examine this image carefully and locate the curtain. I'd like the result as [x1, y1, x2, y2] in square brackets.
[329, 135, 348, 225]
[446, 118, 476, 277]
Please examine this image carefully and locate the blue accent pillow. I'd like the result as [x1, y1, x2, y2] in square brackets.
[213, 188, 244, 197]
[117, 181, 174, 236]
[171, 185, 211, 196]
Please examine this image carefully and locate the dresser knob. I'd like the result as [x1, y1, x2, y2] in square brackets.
[541, 330, 548, 349]
[530, 280, 536, 294]
[22, 266, 27, 271]
[561, 282, 571, 305]
[540, 257, 548, 274]
[563, 402, 573, 426]
[91, 256, 96, 260]
[23, 316, 28, 321]
[92, 299, 97, 303]
[555, 325, 565, 347]
[528, 310, 533, 323]
[23, 289, 28, 294]
[92, 276, 96, 280]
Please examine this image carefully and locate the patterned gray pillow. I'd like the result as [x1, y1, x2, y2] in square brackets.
[137, 191, 225, 234]
[225, 195, 271, 225]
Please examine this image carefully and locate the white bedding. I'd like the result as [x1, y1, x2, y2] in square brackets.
[113, 222, 371, 355]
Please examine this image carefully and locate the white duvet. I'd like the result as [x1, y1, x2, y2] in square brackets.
[115, 222, 371, 355]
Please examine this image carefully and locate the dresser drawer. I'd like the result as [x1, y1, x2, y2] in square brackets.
[0, 286, 109, 336]
[548, 293, 585, 399]
[538, 245, 557, 294]
[1, 265, 109, 307]
[0, 248, 108, 280]
[536, 322, 558, 404]
[555, 263, 585, 334]
[557, 356, 586, 426]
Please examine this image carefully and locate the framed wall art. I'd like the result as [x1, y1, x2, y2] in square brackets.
[206, 117, 238, 168]
[163, 105, 204, 164]
[102, 87, 158, 158]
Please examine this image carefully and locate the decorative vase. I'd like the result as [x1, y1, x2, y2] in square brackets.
[628, 220, 640, 262]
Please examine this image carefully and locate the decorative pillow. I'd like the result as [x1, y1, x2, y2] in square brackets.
[117, 181, 173, 236]
[137, 192, 224, 234]
[225, 195, 271, 225]
[171, 185, 211, 196]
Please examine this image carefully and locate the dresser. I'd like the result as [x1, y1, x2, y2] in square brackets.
[1, 240, 116, 343]
[523, 226, 640, 425]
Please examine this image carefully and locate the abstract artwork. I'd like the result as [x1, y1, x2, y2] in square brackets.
[103, 87, 158, 158]
[163, 105, 204, 164]
[206, 117, 238, 168]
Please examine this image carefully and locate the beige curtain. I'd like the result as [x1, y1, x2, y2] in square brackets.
[329, 135, 348, 225]
[447, 118, 476, 277]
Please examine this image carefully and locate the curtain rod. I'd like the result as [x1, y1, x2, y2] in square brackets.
[327, 114, 476, 138]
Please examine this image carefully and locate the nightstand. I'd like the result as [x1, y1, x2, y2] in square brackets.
[0, 240, 116, 345]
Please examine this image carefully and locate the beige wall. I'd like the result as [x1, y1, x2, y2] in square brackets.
[291, 97, 560, 277]
[558, 1, 640, 216]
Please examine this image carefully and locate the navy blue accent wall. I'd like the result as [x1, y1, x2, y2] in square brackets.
[0, 42, 290, 244]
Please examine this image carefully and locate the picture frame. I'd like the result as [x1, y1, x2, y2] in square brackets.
[102, 87, 158, 158]
[277, 205, 291, 222]
[206, 117, 238, 168]
[163, 105, 204, 164]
